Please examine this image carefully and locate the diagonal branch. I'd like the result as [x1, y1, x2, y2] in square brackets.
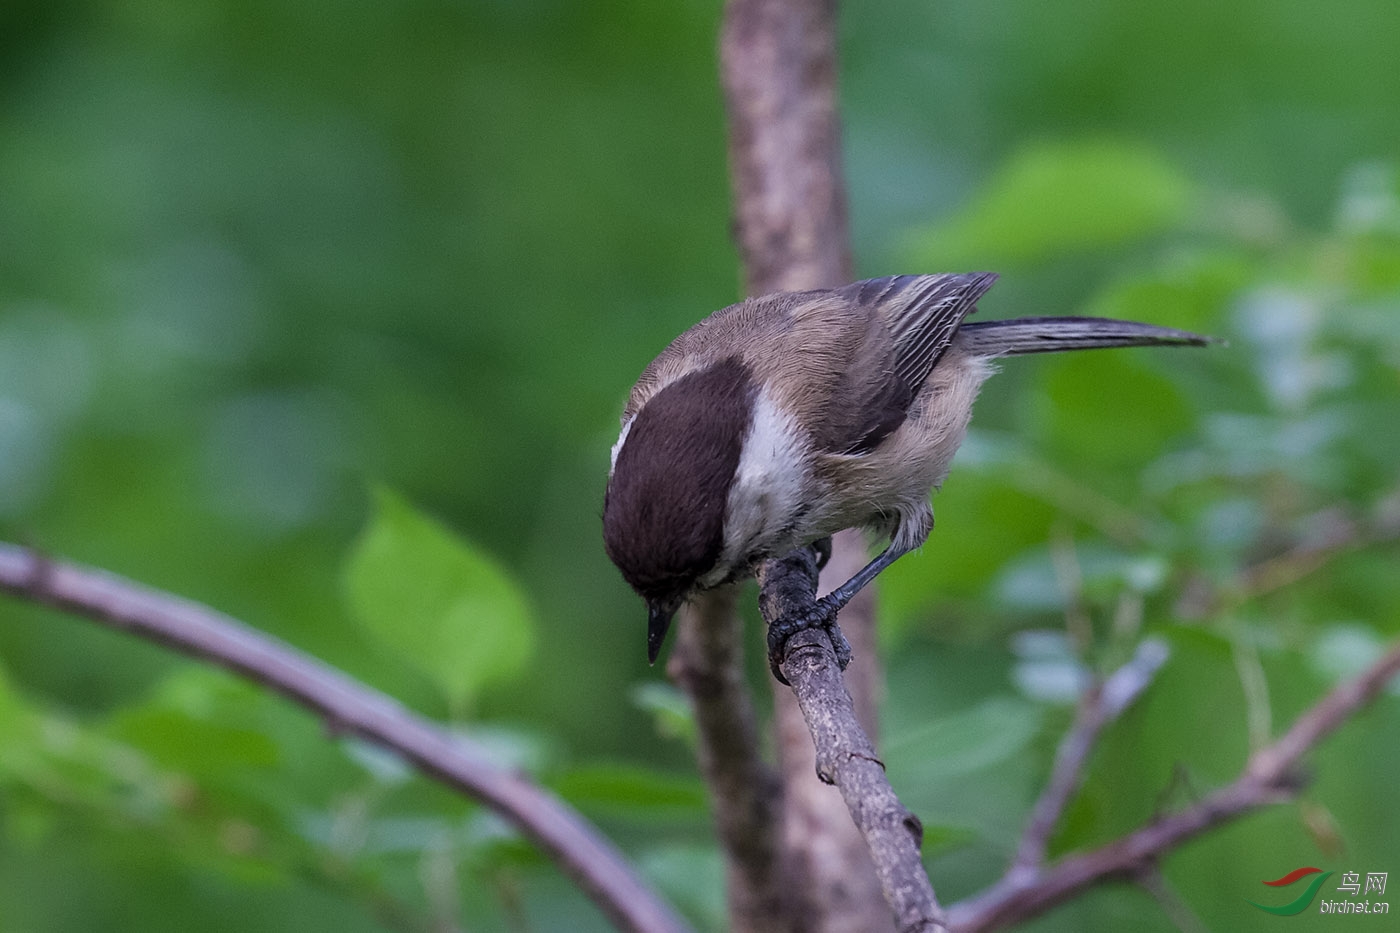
[1011, 639, 1170, 872]
[948, 638, 1400, 933]
[759, 547, 947, 933]
[0, 543, 690, 933]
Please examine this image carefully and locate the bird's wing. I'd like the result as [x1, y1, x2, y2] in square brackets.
[831, 273, 998, 454]
[842, 273, 1000, 395]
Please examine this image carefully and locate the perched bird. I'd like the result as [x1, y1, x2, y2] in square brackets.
[603, 274, 1210, 673]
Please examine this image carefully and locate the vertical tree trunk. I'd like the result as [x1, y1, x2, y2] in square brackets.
[718, 1, 894, 929]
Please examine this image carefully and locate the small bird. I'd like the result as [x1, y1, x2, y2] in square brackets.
[603, 274, 1211, 673]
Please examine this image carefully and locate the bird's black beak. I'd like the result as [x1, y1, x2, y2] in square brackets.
[647, 601, 676, 665]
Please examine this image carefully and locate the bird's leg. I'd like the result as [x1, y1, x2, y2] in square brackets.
[766, 539, 911, 684]
[820, 539, 909, 613]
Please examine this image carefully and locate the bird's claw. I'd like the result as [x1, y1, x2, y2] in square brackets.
[766, 596, 854, 685]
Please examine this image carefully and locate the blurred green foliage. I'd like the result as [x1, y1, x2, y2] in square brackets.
[344, 488, 535, 714]
[2, 0, 1399, 930]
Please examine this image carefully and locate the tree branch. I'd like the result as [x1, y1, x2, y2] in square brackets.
[948, 638, 1400, 932]
[759, 547, 947, 933]
[771, 528, 892, 931]
[721, 0, 852, 296]
[1012, 639, 1170, 872]
[668, 589, 801, 932]
[715, 0, 891, 929]
[0, 543, 690, 933]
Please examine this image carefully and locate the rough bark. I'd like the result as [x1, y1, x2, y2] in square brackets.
[718, 2, 892, 926]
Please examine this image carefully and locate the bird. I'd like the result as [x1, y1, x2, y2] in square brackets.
[602, 273, 1211, 675]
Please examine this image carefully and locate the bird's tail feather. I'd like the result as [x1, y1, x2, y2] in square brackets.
[958, 316, 1216, 356]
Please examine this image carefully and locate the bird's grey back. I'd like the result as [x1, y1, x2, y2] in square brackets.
[624, 273, 1001, 456]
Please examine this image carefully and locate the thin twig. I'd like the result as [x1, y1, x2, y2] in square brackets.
[1136, 864, 1208, 933]
[1011, 639, 1170, 873]
[1236, 508, 1361, 600]
[1229, 620, 1273, 752]
[1048, 527, 1092, 658]
[1008, 458, 1151, 546]
[0, 543, 690, 933]
[948, 638, 1400, 932]
[758, 547, 946, 933]
[1177, 498, 1400, 619]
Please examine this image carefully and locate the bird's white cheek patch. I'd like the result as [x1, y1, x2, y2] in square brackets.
[609, 417, 634, 474]
[719, 391, 807, 569]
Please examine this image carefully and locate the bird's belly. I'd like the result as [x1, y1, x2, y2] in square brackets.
[812, 356, 993, 534]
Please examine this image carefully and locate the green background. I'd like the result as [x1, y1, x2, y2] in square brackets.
[1, 0, 1398, 929]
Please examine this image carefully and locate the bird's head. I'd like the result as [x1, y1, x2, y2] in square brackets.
[603, 357, 756, 662]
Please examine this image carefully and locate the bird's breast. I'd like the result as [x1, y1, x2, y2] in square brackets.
[708, 389, 815, 583]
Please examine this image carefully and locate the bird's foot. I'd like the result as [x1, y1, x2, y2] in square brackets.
[766, 596, 854, 685]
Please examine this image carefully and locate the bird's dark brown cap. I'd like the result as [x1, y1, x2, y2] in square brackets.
[603, 357, 757, 662]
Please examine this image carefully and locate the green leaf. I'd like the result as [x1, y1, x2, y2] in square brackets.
[638, 843, 725, 930]
[343, 488, 535, 711]
[904, 139, 1193, 267]
[879, 468, 1056, 641]
[1033, 350, 1194, 470]
[1084, 250, 1251, 335]
[884, 696, 1041, 782]
[1311, 623, 1390, 688]
[993, 543, 1169, 613]
[553, 763, 708, 821]
[629, 682, 696, 746]
[0, 661, 29, 739]
[459, 811, 543, 871]
[917, 823, 979, 857]
[109, 707, 280, 775]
